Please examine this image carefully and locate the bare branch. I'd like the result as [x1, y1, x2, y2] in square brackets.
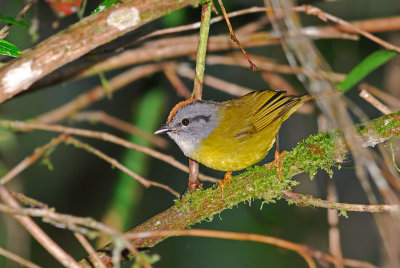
[34, 63, 164, 124]
[0, 134, 67, 185]
[71, 111, 169, 149]
[359, 89, 392, 115]
[65, 136, 180, 197]
[0, 0, 201, 103]
[124, 229, 377, 268]
[0, 120, 219, 183]
[0, 187, 80, 267]
[296, 5, 400, 53]
[74, 233, 106, 268]
[283, 191, 399, 213]
[126, 229, 317, 268]
[0, 247, 41, 268]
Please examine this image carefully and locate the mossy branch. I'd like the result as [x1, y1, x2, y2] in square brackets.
[81, 111, 400, 265]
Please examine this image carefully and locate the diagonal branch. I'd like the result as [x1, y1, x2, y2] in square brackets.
[82, 111, 400, 265]
[0, 0, 200, 103]
[282, 191, 399, 213]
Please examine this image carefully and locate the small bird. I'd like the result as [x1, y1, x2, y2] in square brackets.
[155, 89, 313, 190]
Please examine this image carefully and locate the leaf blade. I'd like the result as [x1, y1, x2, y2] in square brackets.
[0, 39, 22, 57]
[339, 50, 398, 92]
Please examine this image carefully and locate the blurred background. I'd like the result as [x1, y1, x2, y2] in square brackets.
[0, 0, 400, 267]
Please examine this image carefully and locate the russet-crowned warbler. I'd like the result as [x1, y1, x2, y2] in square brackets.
[155, 89, 313, 186]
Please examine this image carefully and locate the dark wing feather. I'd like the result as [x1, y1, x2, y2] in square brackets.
[230, 90, 303, 138]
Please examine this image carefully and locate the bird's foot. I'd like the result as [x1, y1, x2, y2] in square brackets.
[266, 150, 286, 181]
[218, 171, 232, 199]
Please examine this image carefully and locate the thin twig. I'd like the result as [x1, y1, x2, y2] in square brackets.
[296, 5, 400, 53]
[34, 64, 164, 124]
[0, 186, 80, 267]
[177, 63, 252, 96]
[217, 0, 257, 71]
[125, 229, 377, 268]
[163, 62, 191, 98]
[0, 247, 41, 268]
[283, 191, 399, 213]
[360, 83, 400, 109]
[0, 0, 36, 39]
[137, 6, 270, 42]
[126, 229, 316, 268]
[0, 198, 150, 267]
[327, 182, 344, 268]
[205, 53, 346, 82]
[74, 233, 106, 268]
[66, 136, 180, 197]
[359, 89, 392, 115]
[320, 16, 400, 35]
[79, 32, 280, 78]
[0, 120, 219, 183]
[71, 111, 169, 149]
[10, 190, 49, 209]
[0, 134, 68, 185]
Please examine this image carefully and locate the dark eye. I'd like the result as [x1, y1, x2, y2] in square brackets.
[181, 118, 190, 126]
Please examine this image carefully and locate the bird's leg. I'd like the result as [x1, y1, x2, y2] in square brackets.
[187, 159, 202, 190]
[267, 135, 286, 181]
[218, 171, 232, 198]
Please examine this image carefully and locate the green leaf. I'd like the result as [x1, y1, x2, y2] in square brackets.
[91, 0, 122, 14]
[0, 39, 22, 57]
[339, 50, 398, 92]
[0, 12, 29, 28]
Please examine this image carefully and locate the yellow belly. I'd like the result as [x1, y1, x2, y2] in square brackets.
[190, 119, 281, 171]
[189, 90, 305, 171]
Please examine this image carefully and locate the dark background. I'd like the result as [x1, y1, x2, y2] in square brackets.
[0, 0, 399, 267]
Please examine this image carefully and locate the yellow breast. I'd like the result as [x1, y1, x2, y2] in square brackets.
[190, 108, 281, 171]
[189, 90, 306, 171]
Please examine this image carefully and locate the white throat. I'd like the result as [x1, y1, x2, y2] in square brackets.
[167, 132, 200, 157]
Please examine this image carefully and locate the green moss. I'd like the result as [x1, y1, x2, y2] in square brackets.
[95, 111, 400, 258]
[357, 111, 400, 138]
[285, 131, 339, 179]
[174, 164, 293, 224]
[171, 113, 395, 224]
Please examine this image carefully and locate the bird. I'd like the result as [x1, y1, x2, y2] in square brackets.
[154, 89, 313, 191]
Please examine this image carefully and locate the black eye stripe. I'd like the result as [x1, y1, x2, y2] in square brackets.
[192, 115, 211, 122]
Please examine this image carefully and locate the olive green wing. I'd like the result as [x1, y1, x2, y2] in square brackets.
[227, 90, 304, 138]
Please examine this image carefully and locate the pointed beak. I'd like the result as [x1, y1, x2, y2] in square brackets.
[154, 126, 172, 135]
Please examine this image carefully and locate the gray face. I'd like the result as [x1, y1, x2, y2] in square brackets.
[157, 101, 221, 157]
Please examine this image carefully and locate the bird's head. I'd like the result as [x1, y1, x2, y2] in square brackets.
[155, 99, 221, 157]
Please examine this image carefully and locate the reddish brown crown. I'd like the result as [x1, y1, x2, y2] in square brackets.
[167, 98, 196, 122]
